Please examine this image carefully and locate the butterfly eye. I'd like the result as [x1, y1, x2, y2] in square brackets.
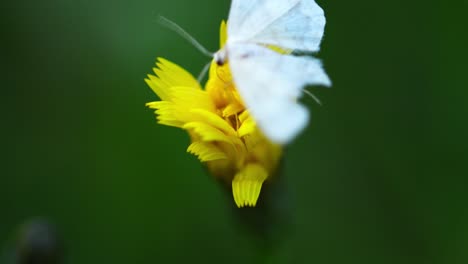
[214, 54, 225, 66]
[214, 49, 227, 66]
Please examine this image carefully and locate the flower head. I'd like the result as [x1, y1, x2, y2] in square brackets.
[145, 22, 282, 207]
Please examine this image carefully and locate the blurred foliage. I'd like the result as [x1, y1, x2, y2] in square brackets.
[1, 0, 467, 263]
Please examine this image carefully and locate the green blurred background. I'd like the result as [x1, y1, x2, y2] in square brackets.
[2, 0, 467, 263]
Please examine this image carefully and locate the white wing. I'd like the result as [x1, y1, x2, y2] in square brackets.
[228, 44, 331, 144]
[228, 0, 298, 39]
[227, 0, 326, 52]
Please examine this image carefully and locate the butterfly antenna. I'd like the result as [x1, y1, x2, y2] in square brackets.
[158, 16, 214, 58]
[197, 61, 211, 83]
[303, 89, 322, 106]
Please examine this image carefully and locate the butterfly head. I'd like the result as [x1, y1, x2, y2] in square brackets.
[214, 48, 228, 66]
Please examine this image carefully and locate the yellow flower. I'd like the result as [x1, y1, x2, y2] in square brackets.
[145, 21, 282, 207]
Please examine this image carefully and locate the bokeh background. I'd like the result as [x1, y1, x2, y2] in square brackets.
[2, 0, 467, 263]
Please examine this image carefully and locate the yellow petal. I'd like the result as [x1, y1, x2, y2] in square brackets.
[170, 86, 215, 112]
[237, 115, 256, 137]
[145, 75, 171, 101]
[189, 109, 238, 137]
[183, 122, 233, 144]
[232, 164, 268, 208]
[222, 103, 244, 118]
[155, 58, 201, 89]
[187, 141, 227, 162]
[219, 20, 227, 48]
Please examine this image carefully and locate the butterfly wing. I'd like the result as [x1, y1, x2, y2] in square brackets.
[228, 0, 299, 40]
[228, 44, 331, 144]
[228, 0, 326, 52]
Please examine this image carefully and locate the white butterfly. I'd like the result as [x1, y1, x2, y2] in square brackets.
[159, 0, 331, 144]
[214, 0, 331, 144]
